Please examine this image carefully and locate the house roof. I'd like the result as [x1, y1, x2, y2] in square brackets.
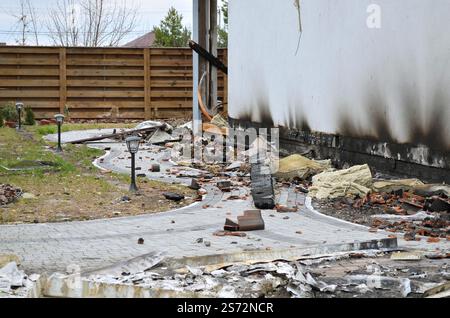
[123, 32, 156, 48]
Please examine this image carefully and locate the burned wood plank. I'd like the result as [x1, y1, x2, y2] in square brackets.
[189, 40, 228, 75]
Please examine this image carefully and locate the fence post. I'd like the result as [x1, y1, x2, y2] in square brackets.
[144, 48, 152, 120]
[59, 47, 67, 115]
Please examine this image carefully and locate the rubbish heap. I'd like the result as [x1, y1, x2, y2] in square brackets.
[272, 153, 449, 242]
[69, 249, 447, 298]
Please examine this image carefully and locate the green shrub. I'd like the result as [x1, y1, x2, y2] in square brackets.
[0, 103, 18, 122]
[24, 107, 36, 125]
[0, 111, 4, 127]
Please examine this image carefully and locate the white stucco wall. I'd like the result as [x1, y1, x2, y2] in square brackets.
[228, 0, 450, 150]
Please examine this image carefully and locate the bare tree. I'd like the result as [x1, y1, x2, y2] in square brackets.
[10, 0, 40, 45]
[46, 0, 140, 47]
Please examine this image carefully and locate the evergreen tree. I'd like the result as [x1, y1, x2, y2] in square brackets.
[153, 7, 191, 47]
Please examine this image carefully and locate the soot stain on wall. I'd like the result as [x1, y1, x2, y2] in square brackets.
[289, 106, 311, 132]
[233, 78, 449, 153]
[233, 80, 276, 127]
[400, 84, 449, 152]
[338, 90, 398, 144]
[338, 81, 449, 152]
[236, 98, 274, 128]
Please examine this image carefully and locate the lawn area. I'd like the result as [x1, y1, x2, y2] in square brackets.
[0, 124, 196, 224]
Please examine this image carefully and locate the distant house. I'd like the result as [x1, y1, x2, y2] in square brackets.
[123, 32, 156, 48]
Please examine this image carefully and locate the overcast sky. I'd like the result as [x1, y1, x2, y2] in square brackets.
[0, 0, 201, 45]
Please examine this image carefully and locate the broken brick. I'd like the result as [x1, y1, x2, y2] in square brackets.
[213, 231, 247, 238]
[275, 204, 299, 213]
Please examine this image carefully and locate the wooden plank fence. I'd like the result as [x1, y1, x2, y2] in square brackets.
[0, 46, 227, 120]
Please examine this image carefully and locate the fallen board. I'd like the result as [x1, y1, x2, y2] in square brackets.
[67, 125, 165, 144]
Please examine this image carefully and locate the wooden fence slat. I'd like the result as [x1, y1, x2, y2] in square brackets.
[0, 90, 60, 98]
[0, 69, 59, 76]
[0, 47, 59, 54]
[150, 91, 192, 98]
[67, 80, 145, 87]
[150, 60, 192, 67]
[66, 48, 144, 55]
[151, 70, 193, 77]
[0, 80, 60, 87]
[66, 69, 144, 77]
[67, 91, 145, 98]
[67, 59, 144, 66]
[0, 58, 59, 65]
[66, 101, 145, 108]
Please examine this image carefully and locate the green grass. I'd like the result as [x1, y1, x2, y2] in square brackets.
[0, 128, 62, 169]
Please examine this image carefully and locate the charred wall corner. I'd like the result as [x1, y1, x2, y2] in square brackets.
[229, 75, 449, 183]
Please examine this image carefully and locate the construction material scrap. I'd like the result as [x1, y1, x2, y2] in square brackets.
[275, 154, 332, 181]
[308, 164, 373, 200]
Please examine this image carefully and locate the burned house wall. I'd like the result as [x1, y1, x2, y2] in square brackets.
[228, 0, 450, 177]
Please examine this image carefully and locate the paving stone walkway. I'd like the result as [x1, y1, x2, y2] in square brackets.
[0, 130, 447, 273]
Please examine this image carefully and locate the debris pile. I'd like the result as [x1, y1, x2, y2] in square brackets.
[310, 176, 449, 240]
[0, 184, 22, 206]
[68, 121, 171, 145]
[79, 249, 446, 298]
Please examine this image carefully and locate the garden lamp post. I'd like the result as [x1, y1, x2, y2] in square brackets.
[15, 102, 23, 130]
[125, 136, 141, 192]
[54, 114, 65, 152]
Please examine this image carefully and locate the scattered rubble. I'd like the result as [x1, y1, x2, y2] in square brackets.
[0, 184, 22, 206]
[275, 204, 299, 213]
[217, 180, 232, 192]
[188, 179, 201, 190]
[41, 247, 448, 298]
[313, 186, 449, 239]
[149, 164, 160, 172]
